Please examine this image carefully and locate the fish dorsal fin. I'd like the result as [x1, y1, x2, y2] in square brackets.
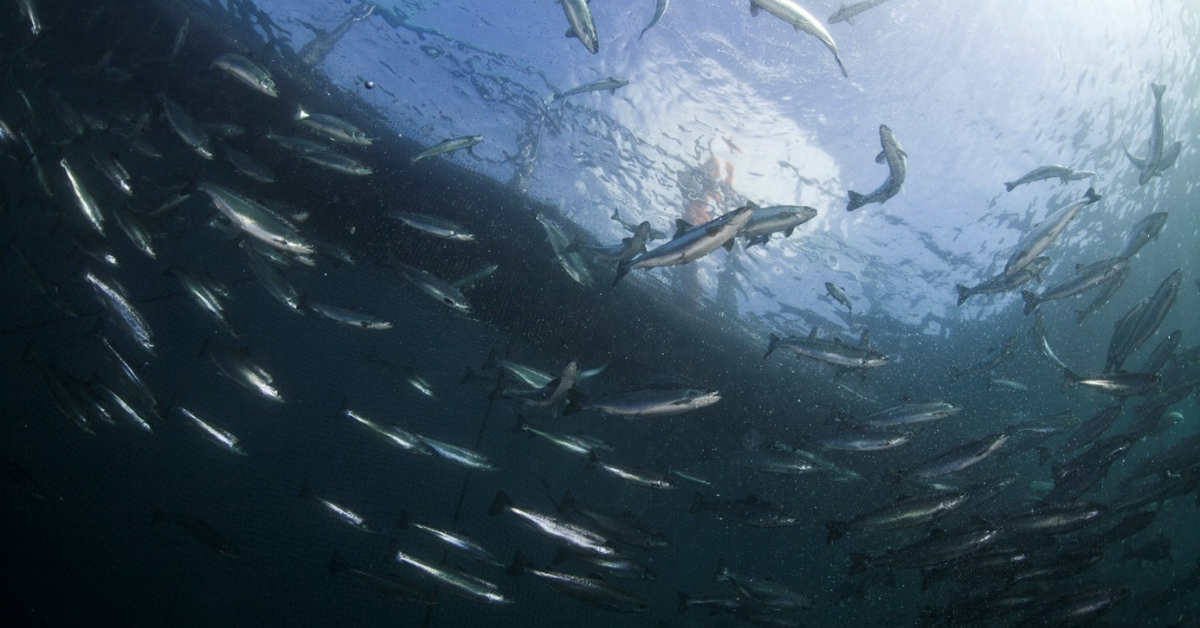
[833, 337, 844, 344]
[1076, 263, 1086, 272]
[745, 495, 759, 504]
[722, 238, 734, 251]
[621, 236, 632, 246]
[895, 494, 912, 503]
[860, 330, 871, 348]
[808, 327, 818, 339]
[749, 2, 761, 17]
[927, 527, 946, 539]
[746, 200, 760, 210]
[674, 219, 693, 238]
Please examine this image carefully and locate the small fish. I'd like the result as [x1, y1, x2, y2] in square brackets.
[765, 329, 888, 370]
[159, 93, 213, 160]
[418, 435, 497, 471]
[1004, 165, 1095, 192]
[639, 0, 669, 39]
[152, 509, 238, 557]
[340, 402, 434, 455]
[299, 482, 370, 531]
[17, 0, 42, 36]
[224, 147, 276, 183]
[170, 16, 190, 60]
[825, 282, 852, 311]
[690, 493, 801, 528]
[395, 262, 472, 316]
[563, 387, 720, 417]
[1004, 188, 1100, 276]
[203, 342, 284, 403]
[303, 300, 392, 330]
[586, 452, 676, 490]
[558, 0, 600, 54]
[410, 135, 483, 164]
[828, 0, 892, 26]
[508, 552, 648, 612]
[551, 77, 628, 102]
[847, 124, 906, 210]
[84, 270, 154, 355]
[60, 158, 106, 236]
[1021, 257, 1128, 315]
[387, 211, 475, 242]
[750, 0, 847, 77]
[394, 549, 511, 604]
[489, 490, 619, 557]
[1063, 368, 1158, 398]
[397, 510, 502, 566]
[300, 150, 372, 176]
[211, 53, 278, 97]
[294, 106, 371, 145]
[176, 406, 246, 455]
[615, 206, 753, 285]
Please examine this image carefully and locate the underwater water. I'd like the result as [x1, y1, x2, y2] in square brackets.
[1, 0, 1198, 626]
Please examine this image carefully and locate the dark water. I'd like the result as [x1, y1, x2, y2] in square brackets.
[2, 1, 1198, 627]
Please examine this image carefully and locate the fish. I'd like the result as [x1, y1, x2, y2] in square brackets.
[394, 262, 473, 316]
[1123, 83, 1174, 185]
[714, 560, 816, 610]
[563, 387, 720, 417]
[1031, 310, 1069, 370]
[551, 76, 628, 102]
[587, 452, 676, 489]
[949, 335, 1016, 380]
[394, 548, 511, 604]
[85, 144, 134, 196]
[1045, 433, 1141, 503]
[339, 402, 434, 455]
[849, 526, 999, 575]
[224, 147, 276, 183]
[847, 124, 906, 210]
[508, 552, 648, 612]
[152, 509, 238, 557]
[59, 158, 106, 236]
[492, 360, 578, 409]
[826, 492, 968, 542]
[83, 270, 154, 355]
[825, 282, 852, 311]
[512, 415, 609, 457]
[615, 205, 753, 285]
[810, 429, 913, 451]
[294, 106, 371, 145]
[1104, 269, 1181, 372]
[489, 490, 620, 557]
[558, 0, 599, 54]
[17, 0, 42, 35]
[1037, 404, 1122, 465]
[765, 329, 889, 370]
[302, 300, 392, 330]
[1003, 165, 1095, 192]
[565, 222, 650, 262]
[92, 331, 158, 414]
[1118, 212, 1167, 259]
[639, 0, 669, 39]
[1016, 586, 1130, 627]
[265, 128, 330, 154]
[750, 0, 847, 77]
[451, 263, 498, 290]
[691, 492, 801, 528]
[241, 241, 303, 312]
[1140, 329, 1181, 375]
[199, 183, 313, 255]
[557, 490, 671, 549]
[410, 135, 483, 164]
[1005, 188, 1100, 276]
[211, 53, 278, 97]
[1123, 534, 1172, 563]
[327, 553, 436, 604]
[299, 482, 370, 532]
[828, 0, 892, 26]
[387, 211, 475, 242]
[552, 547, 657, 580]
[112, 206, 157, 259]
[158, 93, 214, 160]
[203, 342, 284, 403]
[170, 16, 190, 60]
[1021, 257, 1128, 315]
[886, 433, 1009, 483]
[396, 510, 502, 566]
[535, 212, 593, 287]
[738, 202, 817, 247]
[99, 383, 155, 433]
[611, 208, 668, 240]
[733, 450, 819, 476]
[1001, 501, 1107, 536]
[300, 150, 372, 175]
[419, 435, 497, 471]
[175, 406, 246, 455]
[1063, 368, 1158, 398]
[956, 256, 1052, 306]
[1073, 262, 1128, 323]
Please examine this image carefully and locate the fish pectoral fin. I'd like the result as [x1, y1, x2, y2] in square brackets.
[749, 2, 761, 16]
[565, 27, 577, 39]
[722, 238, 734, 251]
[875, 150, 886, 164]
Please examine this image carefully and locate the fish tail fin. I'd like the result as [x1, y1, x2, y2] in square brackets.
[564, 237, 582, 253]
[1021, 290, 1039, 315]
[677, 591, 690, 613]
[846, 190, 866, 212]
[826, 520, 846, 543]
[713, 558, 729, 581]
[487, 379, 507, 401]
[563, 388, 584, 416]
[298, 481, 312, 498]
[511, 414, 527, 434]
[396, 509, 410, 530]
[955, 284, 971, 306]
[689, 491, 706, 514]
[1004, 181, 1017, 192]
[488, 489, 511, 516]
[919, 569, 937, 591]
[848, 552, 871, 576]
[558, 489, 577, 513]
[764, 333, 781, 360]
[1062, 368, 1078, 392]
[481, 348, 497, 371]
[1036, 447, 1052, 467]
[334, 397, 348, 420]
[1151, 83, 1166, 99]
[1084, 187, 1101, 204]
[835, 54, 849, 78]
[507, 550, 528, 576]
[1074, 309, 1088, 324]
[586, 450, 600, 470]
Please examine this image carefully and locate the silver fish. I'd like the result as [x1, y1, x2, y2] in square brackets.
[294, 106, 371, 145]
[60, 158, 105, 235]
[204, 343, 284, 403]
[751, 0, 847, 77]
[739, 202, 817, 247]
[410, 135, 483, 164]
[1021, 257, 1128, 315]
[639, 0, 669, 39]
[563, 387, 720, 417]
[764, 329, 888, 369]
[535, 212, 593, 287]
[847, 124, 906, 210]
[558, 0, 599, 54]
[1004, 188, 1100, 276]
[303, 301, 392, 330]
[177, 407, 245, 455]
[614, 205, 753, 285]
[857, 401, 961, 428]
[300, 150, 372, 176]
[299, 482, 369, 531]
[489, 490, 619, 557]
[387, 211, 475, 242]
[17, 0, 42, 35]
[397, 510, 502, 566]
[396, 262, 472, 316]
[508, 553, 648, 612]
[551, 76, 628, 102]
[826, 281, 852, 311]
[1003, 165, 1095, 192]
[394, 549, 511, 604]
[956, 257, 1051, 306]
[158, 93, 213, 160]
[828, 0, 892, 25]
[211, 53, 278, 97]
[170, 16, 190, 60]
[587, 452, 676, 489]
[340, 404, 434, 455]
[224, 147, 275, 183]
[199, 182, 313, 255]
[83, 270, 154, 355]
[419, 435, 497, 471]
[1118, 212, 1168, 259]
